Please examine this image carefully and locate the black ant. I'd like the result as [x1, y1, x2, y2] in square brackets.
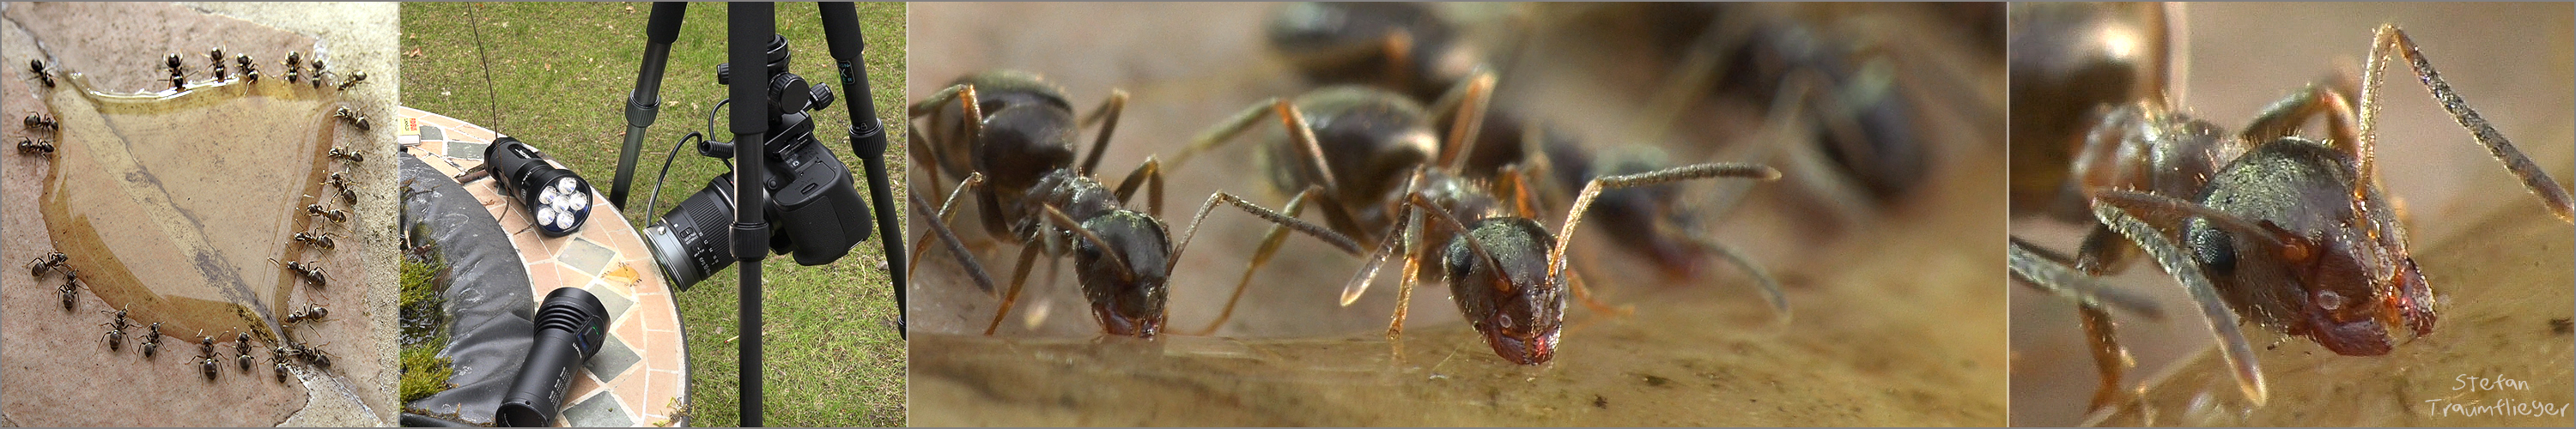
[328, 146, 365, 163]
[2005, 22, 2576, 410]
[908, 70, 1341, 337]
[271, 355, 292, 383]
[283, 303, 328, 323]
[1167, 69, 1795, 341]
[27, 251, 67, 277]
[282, 51, 302, 84]
[270, 257, 328, 287]
[236, 54, 260, 82]
[15, 137, 54, 157]
[336, 70, 368, 90]
[333, 107, 371, 130]
[286, 341, 332, 368]
[195, 329, 221, 359]
[99, 306, 129, 351]
[165, 53, 191, 91]
[26, 59, 56, 88]
[24, 113, 58, 133]
[293, 230, 339, 250]
[189, 352, 221, 380]
[58, 269, 84, 311]
[324, 172, 357, 203]
[210, 48, 228, 80]
[308, 59, 329, 88]
[140, 322, 162, 358]
[234, 332, 257, 371]
[303, 198, 349, 224]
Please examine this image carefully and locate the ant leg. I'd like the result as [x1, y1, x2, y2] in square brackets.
[2007, 238, 2166, 320]
[984, 245, 1045, 336]
[2237, 79, 2357, 146]
[1425, 71, 1497, 171]
[1553, 163, 1780, 281]
[908, 126, 945, 197]
[1170, 97, 1285, 169]
[1111, 156, 1164, 218]
[2077, 303, 2136, 413]
[908, 186, 996, 295]
[1386, 208, 1423, 360]
[906, 84, 970, 118]
[1077, 89, 1129, 175]
[2087, 191, 2274, 406]
[2360, 24, 2573, 221]
[1175, 190, 1366, 335]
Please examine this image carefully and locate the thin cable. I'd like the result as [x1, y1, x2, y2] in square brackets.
[468, 3, 503, 132]
[644, 99, 732, 228]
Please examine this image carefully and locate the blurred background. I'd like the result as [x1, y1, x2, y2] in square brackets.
[908, 3, 2006, 426]
[2007, 3, 2574, 426]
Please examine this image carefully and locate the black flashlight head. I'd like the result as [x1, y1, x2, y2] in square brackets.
[485, 137, 596, 237]
[496, 287, 612, 427]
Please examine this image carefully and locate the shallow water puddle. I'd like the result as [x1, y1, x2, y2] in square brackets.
[39, 71, 345, 341]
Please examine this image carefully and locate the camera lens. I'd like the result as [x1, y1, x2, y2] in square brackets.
[496, 287, 611, 427]
[642, 175, 740, 290]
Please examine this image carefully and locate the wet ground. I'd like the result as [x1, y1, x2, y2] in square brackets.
[907, 3, 2006, 426]
[1, 3, 399, 426]
[2006, 3, 2575, 426]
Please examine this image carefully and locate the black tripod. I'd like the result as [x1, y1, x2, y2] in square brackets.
[606, 3, 904, 426]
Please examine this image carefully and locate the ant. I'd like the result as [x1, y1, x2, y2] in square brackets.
[328, 146, 365, 163]
[270, 257, 328, 287]
[58, 269, 84, 311]
[908, 70, 1341, 337]
[285, 341, 332, 368]
[15, 138, 54, 157]
[336, 70, 368, 90]
[189, 352, 221, 380]
[324, 172, 358, 203]
[333, 107, 371, 130]
[303, 198, 349, 224]
[210, 48, 228, 80]
[234, 332, 257, 371]
[293, 230, 339, 250]
[1181, 73, 1785, 364]
[236, 54, 260, 82]
[27, 251, 67, 277]
[308, 59, 329, 88]
[283, 303, 328, 323]
[141, 322, 162, 358]
[24, 113, 58, 133]
[98, 306, 130, 351]
[2005, 22, 2576, 411]
[164, 53, 191, 91]
[195, 329, 221, 359]
[282, 51, 302, 84]
[1169, 70, 1794, 341]
[26, 59, 56, 88]
[271, 355, 292, 382]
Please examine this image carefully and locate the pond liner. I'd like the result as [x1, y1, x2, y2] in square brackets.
[399, 154, 539, 426]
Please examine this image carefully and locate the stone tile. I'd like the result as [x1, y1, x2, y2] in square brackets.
[585, 335, 640, 384]
[644, 366, 679, 415]
[643, 328, 683, 367]
[611, 310, 647, 354]
[561, 391, 633, 428]
[508, 231, 545, 263]
[636, 293, 676, 333]
[612, 363, 653, 419]
[589, 281, 635, 321]
[526, 262, 561, 290]
[556, 263, 594, 291]
[563, 368, 603, 414]
[445, 139, 486, 160]
[560, 237, 617, 277]
[417, 124, 444, 142]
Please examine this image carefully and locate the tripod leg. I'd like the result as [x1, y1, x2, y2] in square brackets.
[609, 2, 690, 209]
[821, 1, 914, 338]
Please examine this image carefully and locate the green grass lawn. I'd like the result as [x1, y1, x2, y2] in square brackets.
[400, 3, 907, 426]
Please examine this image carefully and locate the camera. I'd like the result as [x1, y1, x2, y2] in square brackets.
[486, 137, 595, 236]
[643, 34, 873, 290]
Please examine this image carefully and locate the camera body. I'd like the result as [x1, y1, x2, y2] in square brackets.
[646, 34, 872, 290]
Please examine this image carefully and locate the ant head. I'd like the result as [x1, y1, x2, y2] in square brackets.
[1071, 211, 1171, 338]
[1445, 218, 1564, 365]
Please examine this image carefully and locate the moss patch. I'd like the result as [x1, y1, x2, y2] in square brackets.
[398, 243, 455, 402]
